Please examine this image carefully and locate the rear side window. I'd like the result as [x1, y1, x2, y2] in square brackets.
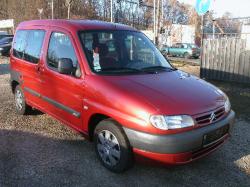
[47, 32, 78, 69]
[13, 30, 45, 64]
[24, 30, 45, 63]
[13, 30, 27, 59]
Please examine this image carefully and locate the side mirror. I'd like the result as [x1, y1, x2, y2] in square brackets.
[58, 58, 74, 75]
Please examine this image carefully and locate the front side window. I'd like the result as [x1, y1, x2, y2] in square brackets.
[47, 32, 79, 70]
[175, 44, 182, 48]
[79, 31, 174, 75]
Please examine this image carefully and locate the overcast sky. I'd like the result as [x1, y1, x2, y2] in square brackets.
[178, 0, 250, 18]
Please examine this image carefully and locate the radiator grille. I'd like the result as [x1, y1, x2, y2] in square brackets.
[195, 107, 225, 126]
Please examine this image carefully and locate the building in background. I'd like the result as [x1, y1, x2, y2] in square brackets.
[0, 19, 14, 34]
[164, 24, 195, 46]
[142, 24, 196, 47]
[141, 30, 154, 41]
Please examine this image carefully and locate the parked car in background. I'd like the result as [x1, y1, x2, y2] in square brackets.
[0, 34, 13, 40]
[161, 43, 200, 59]
[0, 36, 13, 56]
[10, 20, 234, 173]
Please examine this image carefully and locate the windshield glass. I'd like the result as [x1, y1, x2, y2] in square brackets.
[79, 30, 173, 75]
[0, 37, 12, 43]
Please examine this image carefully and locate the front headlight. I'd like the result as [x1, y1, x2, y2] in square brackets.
[224, 96, 231, 113]
[216, 88, 231, 113]
[150, 115, 194, 130]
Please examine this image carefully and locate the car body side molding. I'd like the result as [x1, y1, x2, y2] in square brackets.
[24, 87, 81, 118]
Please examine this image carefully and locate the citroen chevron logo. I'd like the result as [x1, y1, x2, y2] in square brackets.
[210, 112, 216, 122]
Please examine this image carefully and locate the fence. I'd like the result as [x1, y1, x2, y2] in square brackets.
[201, 38, 250, 83]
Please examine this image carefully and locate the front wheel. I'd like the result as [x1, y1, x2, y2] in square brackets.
[94, 119, 133, 173]
[14, 85, 31, 115]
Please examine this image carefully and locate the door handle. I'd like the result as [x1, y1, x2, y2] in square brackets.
[35, 66, 40, 72]
[36, 66, 44, 73]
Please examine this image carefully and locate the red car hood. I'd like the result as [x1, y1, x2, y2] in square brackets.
[102, 70, 225, 116]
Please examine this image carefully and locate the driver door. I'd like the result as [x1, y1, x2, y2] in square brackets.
[41, 29, 84, 130]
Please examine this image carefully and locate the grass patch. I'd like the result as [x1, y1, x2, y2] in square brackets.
[170, 60, 200, 68]
[170, 61, 187, 68]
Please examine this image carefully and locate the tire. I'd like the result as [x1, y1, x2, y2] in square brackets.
[184, 52, 190, 59]
[14, 85, 31, 115]
[94, 119, 133, 173]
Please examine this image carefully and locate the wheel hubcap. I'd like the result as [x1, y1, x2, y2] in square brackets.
[97, 130, 121, 166]
[15, 90, 23, 110]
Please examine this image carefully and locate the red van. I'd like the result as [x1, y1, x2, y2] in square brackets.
[10, 20, 235, 172]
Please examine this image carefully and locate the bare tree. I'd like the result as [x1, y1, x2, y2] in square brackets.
[65, 0, 74, 19]
[37, 8, 43, 19]
[0, 0, 199, 32]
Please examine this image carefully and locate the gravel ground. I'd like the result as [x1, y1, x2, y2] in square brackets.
[0, 57, 249, 186]
[168, 57, 200, 65]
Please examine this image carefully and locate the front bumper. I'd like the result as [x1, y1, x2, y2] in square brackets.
[123, 110, 235, 164]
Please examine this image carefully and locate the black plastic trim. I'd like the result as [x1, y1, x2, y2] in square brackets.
[42, 96, 80, 118]
[24, 87, 80, 118]
[24, 87, 41, 98]
[123, 111, 235, 154]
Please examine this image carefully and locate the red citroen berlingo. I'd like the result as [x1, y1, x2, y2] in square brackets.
[10, 20, 235, 172]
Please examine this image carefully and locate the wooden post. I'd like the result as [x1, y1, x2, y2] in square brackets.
[153, 0, 156, 44]
[111, 0, 113, 22]
[200, 15, 205, 78]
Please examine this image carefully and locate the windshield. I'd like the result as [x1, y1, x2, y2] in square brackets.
[79, 30, 173, 75]
[0, 37, 12, 43]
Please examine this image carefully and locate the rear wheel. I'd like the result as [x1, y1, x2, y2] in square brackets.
[184, 52, 190, 59]
[94, 119, 133, 173]
[14, 85, 31, 115]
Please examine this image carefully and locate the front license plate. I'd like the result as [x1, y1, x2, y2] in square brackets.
[203, 125, 229, 147]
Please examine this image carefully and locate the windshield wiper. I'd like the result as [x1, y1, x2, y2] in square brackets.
[141, 66, 176, 72]
[100, 67, 144, 73]
[100, 66, 176, 74]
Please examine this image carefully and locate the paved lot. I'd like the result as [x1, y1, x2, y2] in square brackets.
[0, 57, 249, 186]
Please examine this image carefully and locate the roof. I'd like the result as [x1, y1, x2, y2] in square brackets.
[17, 19, 137, 32]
